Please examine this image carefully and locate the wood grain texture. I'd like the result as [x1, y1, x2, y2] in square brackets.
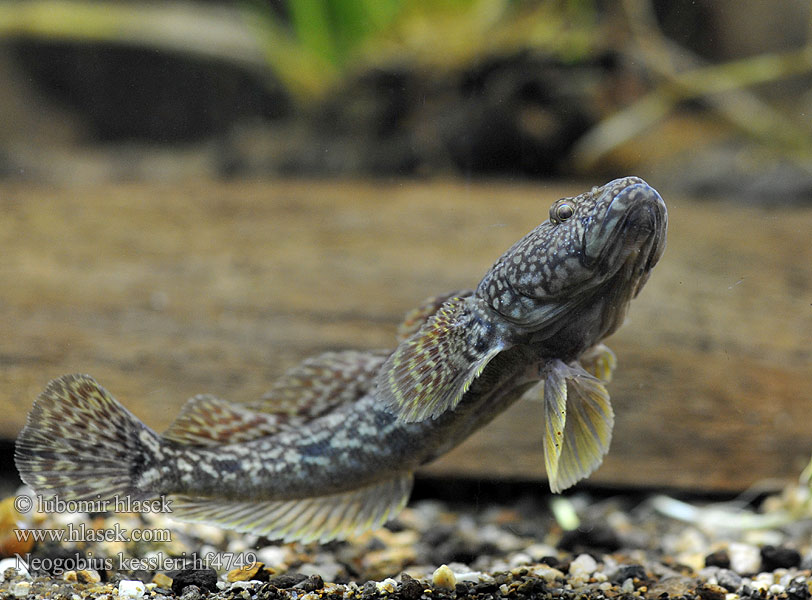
[1, 180, 810, 492]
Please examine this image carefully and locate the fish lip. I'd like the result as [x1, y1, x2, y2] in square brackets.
[582, 179, 667, 270]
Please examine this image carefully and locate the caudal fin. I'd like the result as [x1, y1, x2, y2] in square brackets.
[15, 374, 163, 502]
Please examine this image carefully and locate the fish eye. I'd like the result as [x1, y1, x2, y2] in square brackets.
[550, 201, 574, 224]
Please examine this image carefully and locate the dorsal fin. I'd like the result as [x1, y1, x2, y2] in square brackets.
[247, 350, 389, 418]
[396, 290, 474, 342]
[377, 296, 507, 423]
[163, 395, 292, 446]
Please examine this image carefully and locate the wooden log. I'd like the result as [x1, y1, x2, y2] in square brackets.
[1, 180, 809, 492]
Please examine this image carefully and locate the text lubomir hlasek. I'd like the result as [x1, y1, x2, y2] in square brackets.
[35, 494, 172, 514]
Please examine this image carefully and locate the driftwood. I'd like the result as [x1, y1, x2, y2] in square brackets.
[1, 180, 810, 492]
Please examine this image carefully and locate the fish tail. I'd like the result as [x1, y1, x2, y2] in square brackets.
[15, 374, 165, 503]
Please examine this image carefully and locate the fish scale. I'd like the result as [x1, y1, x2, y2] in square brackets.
[15, 177, 667, 543]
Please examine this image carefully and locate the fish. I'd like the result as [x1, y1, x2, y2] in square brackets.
[15, 177, 667, 543]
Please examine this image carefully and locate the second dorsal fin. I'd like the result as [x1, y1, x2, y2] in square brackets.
[163, 395, 294, 446]
[248, 349, 389, 418]
[163, 349, 390, 446]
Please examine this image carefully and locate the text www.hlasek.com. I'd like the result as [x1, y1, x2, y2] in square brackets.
[13, 493, 173, 544]
[15, 523, 172, 544]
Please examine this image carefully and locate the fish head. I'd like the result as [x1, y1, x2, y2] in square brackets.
[476, 177, 667, 354]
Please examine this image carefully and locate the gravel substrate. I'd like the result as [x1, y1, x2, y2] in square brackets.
[1, 483, 811, 600]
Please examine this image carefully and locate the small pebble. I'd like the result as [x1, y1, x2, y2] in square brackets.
[62, 570, 78, 582]
[705, 549, 731, 569]
[530, 565, 565, 583]
[118, 580, 146, 598]
[230, 581, 261, 591]
[432, 564, 456, 590]
[716, 569, 743, 592]
[294, 574, 324, 592]
[266, 573, 308, 589]
[751, 573, 774, 592]
[398, 573, 424, 600]
[568, 553, 598, 578]
[76, 569, 101, 584]
[612, 564, 646, 584]
[151, 573, 173, 589]
[760, 545, 801, 570]
[698, 582, 728, 600]
[375, 578, 398, 594]
[179, 585, 202, 600]
[171, 569, 218, 595]
[227, 562, 267, 582]
[728, 543, 761, 575]
[12, 581, 31, 598]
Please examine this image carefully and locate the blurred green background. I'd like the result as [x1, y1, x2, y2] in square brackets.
[0, 0, 811, 201]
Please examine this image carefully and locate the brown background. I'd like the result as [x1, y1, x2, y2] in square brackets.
[2, 180, 810, 492]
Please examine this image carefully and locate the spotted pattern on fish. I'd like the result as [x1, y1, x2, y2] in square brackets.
[15, 177, 667, 543]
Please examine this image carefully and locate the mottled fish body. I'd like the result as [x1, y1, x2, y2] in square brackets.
[16, 177, 667, 543]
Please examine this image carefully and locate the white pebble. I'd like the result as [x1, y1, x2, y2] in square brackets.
[508, 553, 532, 568]
[453, 571, 487, 583]
[118, 580, 146, 598]
[621, 578, 635, 593]
[256, 546, 289, 568]
[728, 543, 761, 574]
[376, 579, 398, 594]
[569, 553, 598, 578]
[432, 564, 456, 590]
[750, 573, 773, 592]
[232, 581, 263, 590]
[12, 581, 31, 598]
[531, 565, 564, 583]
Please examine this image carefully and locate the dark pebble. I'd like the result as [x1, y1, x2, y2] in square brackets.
[786, 579, 811, 600]
[179, 584, 202, 600]
[704, 550, 731, 569]
[362, 580, 378, 596]
[474, 581, 499, 594]
[611, 564, 647, 585]
[399, 574, 424, 600]
[716, 569, 742, 592]
[454, 582, 470, 595]
[171, 569, 218, 595]
[558, 522, 621, 553]
[265, 573, 309, 589]
[294, 574, 324, 592]
[516, 578, 549, 596]
[760, 545, 801, 570]
[255, 583, 284, 600]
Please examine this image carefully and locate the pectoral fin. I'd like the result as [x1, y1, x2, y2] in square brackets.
[377, 297, 505, 422]
[542, 361, 568, 489]
[542, 360, 614, 493]
[580, 344, 617, 383]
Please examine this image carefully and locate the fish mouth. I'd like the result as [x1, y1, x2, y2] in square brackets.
[583, 178, 668, 277]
